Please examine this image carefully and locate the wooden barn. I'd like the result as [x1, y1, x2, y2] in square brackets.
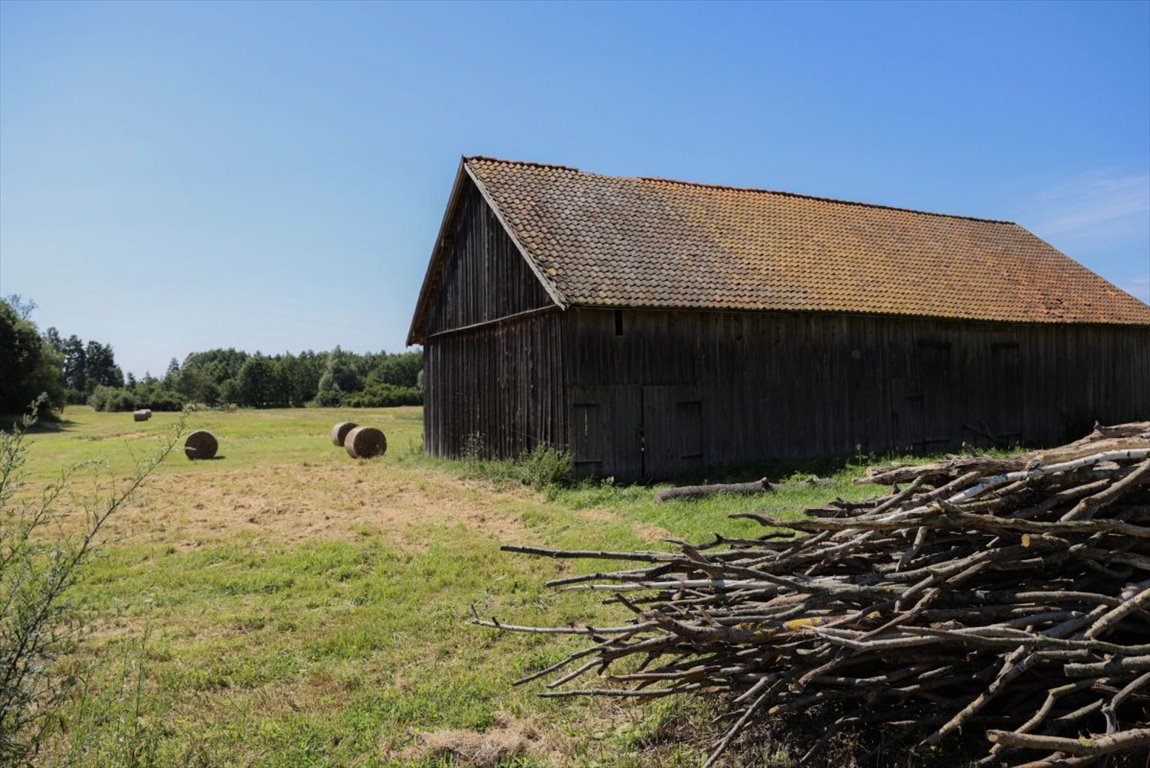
[407, 157, 1150, 480]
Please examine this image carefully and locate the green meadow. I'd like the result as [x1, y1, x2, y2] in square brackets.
[14, 406, 888, 767]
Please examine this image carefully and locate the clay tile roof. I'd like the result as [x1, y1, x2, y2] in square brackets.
[464, 156, 1150, 326]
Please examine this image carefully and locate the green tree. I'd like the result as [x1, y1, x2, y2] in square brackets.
[163, 358, 180, 388]
[2, 295, 36, 321]
[0, 300, 64, 416]
[219, 377, 240, 406]
[175, 365, 219, 405]
[368, 350, 422, 388]
[236, 355, 285, 407]
[315, 347, 361, 406]
[60, 335, 87, 397]
[84, 340, 124, 390]
[179, 349, 248, 405]
[42, 327, 63, 356]
[278, 352, 322, 406]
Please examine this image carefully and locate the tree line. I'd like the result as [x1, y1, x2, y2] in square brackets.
[1, 296, 421, 415]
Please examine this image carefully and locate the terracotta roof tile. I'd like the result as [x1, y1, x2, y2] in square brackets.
[464, 156, 1150, 326]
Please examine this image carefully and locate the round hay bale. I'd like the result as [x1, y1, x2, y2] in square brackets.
[184, 430, 219, 460]
[344, 426, 386, 459]
[133, 409, 152, 422]
[331, 422, 359, 447]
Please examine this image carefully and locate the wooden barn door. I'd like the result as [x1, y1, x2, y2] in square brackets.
[642, 385, 703, 479]
[568, 385, 704, 480]
[890, 341, 954, 453]
[889, 377, 924, 452]
[569, 386, 642, 480]
[918, 340, 954, 451]
[991, 342, 1022, 444]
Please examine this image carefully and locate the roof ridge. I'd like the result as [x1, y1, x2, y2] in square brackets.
[465, 155, 581, 173]
[635, 176, 1018, 226]
[466, 155, 1017, 226]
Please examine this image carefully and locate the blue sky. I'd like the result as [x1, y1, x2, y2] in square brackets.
[1, 0, 1147, 377]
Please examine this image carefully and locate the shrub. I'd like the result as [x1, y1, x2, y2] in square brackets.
[0, 398, 183, 762]
[137, 388, 183, 412]
[521, 444, 574, 492]
[311, 386, 345, 407]
[455, 438, 574, 494]
[90, 385, 184, 413]
[87, 385, 135, 413]
[344, 383, 422, 408]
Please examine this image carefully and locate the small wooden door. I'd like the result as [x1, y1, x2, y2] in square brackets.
[642, 385, 703, 479]
[569, 385, 642, 479]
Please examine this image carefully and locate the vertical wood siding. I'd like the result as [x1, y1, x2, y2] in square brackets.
[423, 313, 566, 459]
[425, 180, 554, 336]
[563, 308, 1150, 479]
[420, 179, 564, 458]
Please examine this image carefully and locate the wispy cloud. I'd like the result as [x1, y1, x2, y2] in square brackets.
[1015, 170, 1149, 304]
[1123, 275, 1150, 305]
[1020, 171, 1149, 241]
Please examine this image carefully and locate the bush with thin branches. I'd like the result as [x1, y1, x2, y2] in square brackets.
[0, 397, 183, 763]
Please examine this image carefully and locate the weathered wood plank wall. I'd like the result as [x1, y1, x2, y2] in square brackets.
[564, 308, 1150, 478]
[424, 313, 565, 459]
[425, 180, 554, 336]
[420, 176, 566, 459]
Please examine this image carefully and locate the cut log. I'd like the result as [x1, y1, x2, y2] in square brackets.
[655, 478, 774, 503]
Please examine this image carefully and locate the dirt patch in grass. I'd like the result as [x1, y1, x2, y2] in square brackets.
[385, 717, 544, 767]
[106, 463, 540, 550]
[576, 505, 672, 541]
[79, 430, 155, 442]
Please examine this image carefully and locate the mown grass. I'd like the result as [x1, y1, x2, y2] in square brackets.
[14, 406, 896, 767]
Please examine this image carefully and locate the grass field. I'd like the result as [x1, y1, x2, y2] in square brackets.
[13, 406, 891, 768]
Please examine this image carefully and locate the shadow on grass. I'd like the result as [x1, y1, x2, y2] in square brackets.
[589, 440, 1043, 490]
[0, 414, 78, 433]
[644, 454, 862, 488]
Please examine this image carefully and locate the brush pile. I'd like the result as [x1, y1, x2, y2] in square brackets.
[479, 423, 1150, 766]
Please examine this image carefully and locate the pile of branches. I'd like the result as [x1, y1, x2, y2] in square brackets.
[477, 423, 1150, 766]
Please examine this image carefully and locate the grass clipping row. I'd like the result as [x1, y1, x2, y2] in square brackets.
[481, 423, 1150, 767]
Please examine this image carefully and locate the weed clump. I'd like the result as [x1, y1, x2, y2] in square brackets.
[520, 445, 574, 491]
[458, 435, 574, 494]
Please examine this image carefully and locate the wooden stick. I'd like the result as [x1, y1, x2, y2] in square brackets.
[986, 727, 1150, 756]
[655, 478, 774, 503]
